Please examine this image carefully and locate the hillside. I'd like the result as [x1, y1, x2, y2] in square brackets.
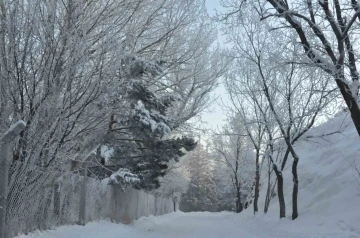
[240, 111, 360, 237]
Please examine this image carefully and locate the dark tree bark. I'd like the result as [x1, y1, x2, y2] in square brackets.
[292, 157, 299, 220]
[266, 147, 286, 218]
[281, 148, 290, 171]
[264, 168, 271, 214]
[54, 183, 61, 220]
[259, 65, 301, 219]
[335, 75, 360, 136]
[236, 186, 243, 213]
[274, 167, 286, 218]
[254, 149, 260, 214]
[265, 0, 360, 137]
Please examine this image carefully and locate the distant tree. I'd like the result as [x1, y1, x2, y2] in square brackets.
[212, 123, 254, 213]
[223, 90, 266, 215]
[213, 161, 237, 211]
[180, 144, 218, 212]
[153, 158, 191, 206]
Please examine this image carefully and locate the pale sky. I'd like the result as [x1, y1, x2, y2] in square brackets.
[205, 0, 221, 16]
[201, 0, 228, 131]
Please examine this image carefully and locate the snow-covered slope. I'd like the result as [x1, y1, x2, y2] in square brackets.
[246, 111, 360, 237]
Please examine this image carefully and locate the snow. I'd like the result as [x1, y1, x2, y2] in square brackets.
[7, 120, 26, 133]
[15, 211, 360, 238]
[134, 100, 171, 134]
[12, 212, 299, 238]
[15, 112, 360, 238]
[1, 120, 26, 142]
[100, 145, 114, 164]
[258, 111, 360, 237]
[108, 168, 140, 186]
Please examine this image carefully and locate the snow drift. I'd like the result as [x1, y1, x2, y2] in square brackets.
[245, 111, 360, 237]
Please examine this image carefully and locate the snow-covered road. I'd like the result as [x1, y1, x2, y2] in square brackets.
[17, 211, 360, 238]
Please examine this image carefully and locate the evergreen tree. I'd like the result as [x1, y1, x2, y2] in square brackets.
[88, 56, 197, 190]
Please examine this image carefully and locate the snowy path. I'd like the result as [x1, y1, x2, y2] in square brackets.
[17, 211, 360, 238]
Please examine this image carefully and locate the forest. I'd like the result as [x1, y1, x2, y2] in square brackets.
[0, 0, 360, 237]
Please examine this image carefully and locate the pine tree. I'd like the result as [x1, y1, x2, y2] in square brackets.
[87, 56, 197, 190]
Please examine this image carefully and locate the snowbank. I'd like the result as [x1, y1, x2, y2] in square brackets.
[243, 111, 360, 237]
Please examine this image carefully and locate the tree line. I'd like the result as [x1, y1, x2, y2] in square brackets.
[181, 0, 360, 220]
[0, 0, 229, 191]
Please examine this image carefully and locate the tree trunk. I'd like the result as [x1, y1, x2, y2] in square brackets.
[277, 173, 286, 218]
[254, 150, 260, 214]
[266, 179, 278, 211]
[292, 157, 299, 220]
[54, 183, 61, 222]
[264, 174, 271, 213]
[281, 148, 290, 171]
[271, 163, 286, 218]
[236, 188, 242, 213]
[335, 75, 360, 136]
[282, 143, 300, 220]
[264, 184, 270, 213]
[264, 157, 272, 214]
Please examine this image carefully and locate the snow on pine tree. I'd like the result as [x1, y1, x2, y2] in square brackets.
[180, 143, 218, 212]
[0, 0, 227, 195]
[87, 56, 197, 190]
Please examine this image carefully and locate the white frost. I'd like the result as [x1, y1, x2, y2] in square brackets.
[134, 101, 171, 134]
[2, 120, 26, 138]
[100, 145, 114, 164]
[108, 168, 140, 186]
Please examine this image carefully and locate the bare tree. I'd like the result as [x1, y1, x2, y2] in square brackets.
[221, 85, 266, 215]
[0, 0, 227, 176]
[222, 0, 360, 136]
[213, 124, 254, 213]
[222, 13, 337, 219]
